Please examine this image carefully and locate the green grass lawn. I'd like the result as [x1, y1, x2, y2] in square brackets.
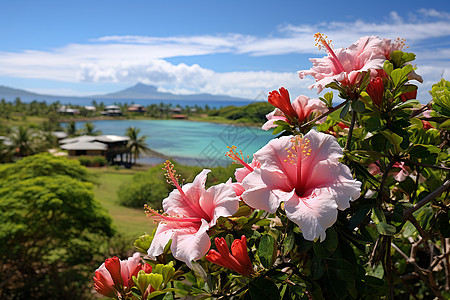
[90, 167, 156, 240]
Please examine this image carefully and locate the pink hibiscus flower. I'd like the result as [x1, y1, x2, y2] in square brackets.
[241, 130, 361, 241]
[262, 89, 327, 130]
[147, 161, 239, 267]
[298, 33, 386, 93]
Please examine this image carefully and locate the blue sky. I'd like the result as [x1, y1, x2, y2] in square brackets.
[1, 0, 450, 101]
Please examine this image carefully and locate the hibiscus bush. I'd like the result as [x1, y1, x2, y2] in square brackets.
[93, 34, 450, 299]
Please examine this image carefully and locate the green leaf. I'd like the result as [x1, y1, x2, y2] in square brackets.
[310, 257, 325, 279]
[249, 278, 280, 300]
[313, 240, 331, 258]
[383, 60, 394, 76]
[416, 206, 434, 231]
[340, 101, 351, 119]
[134, 233, 153, 253]
[372, 207, 386, 224]
[351, 99, 365, 113]
[282, 230, 295, 255]
[258, 234, 276, 269]
[376, 222, 396, 236]
[323, 227, 338, 252]
[381, 130, 403, 153]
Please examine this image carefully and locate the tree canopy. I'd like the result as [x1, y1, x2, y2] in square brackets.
[0, 153, 115, 299]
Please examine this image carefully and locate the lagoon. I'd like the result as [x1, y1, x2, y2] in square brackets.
[74, 119, 274, 166]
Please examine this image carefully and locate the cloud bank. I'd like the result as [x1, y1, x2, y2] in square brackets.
[0, 9, 449, 100]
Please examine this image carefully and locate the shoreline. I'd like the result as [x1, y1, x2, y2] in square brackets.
[59, 115, 264, 128]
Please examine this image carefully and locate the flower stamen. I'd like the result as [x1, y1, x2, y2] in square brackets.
[226, 146, 254, 172]
[314, 32, 345, 74]
[144, 204, 202, 225]
[284, 135, 311, 196]
[162, 160, 210, 220]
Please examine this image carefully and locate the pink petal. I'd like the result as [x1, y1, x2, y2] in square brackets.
[162, 169, 211, 220]
[170, 219, 211, 268]
[242, 168, 294, 213]
[202, 181, 239, 226]
[262, 109, 288, 130]
[304, 161, 361, 210]
[147, 223, 175, 260]
[284, 187, 338, 241]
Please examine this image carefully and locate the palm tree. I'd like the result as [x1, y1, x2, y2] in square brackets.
[9, 126, 36, 157]
[81, 122, 102, 136]
[66, 120, 77, 137]
[125, 126, 151, 164]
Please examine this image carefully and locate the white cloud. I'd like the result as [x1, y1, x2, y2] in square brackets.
[0, 9, 448, 100]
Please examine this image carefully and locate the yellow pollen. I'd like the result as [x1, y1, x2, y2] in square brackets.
[394, 37, 408, 49]
[284, 136, 311, 164]
[162, 160, 183, 186]
[225, 145, 250, 165]
[314, 32, 333, 51]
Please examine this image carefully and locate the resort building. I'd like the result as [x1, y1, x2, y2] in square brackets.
[127, 104, 147, 113]
[59, 134, 132, 165]
[100, 105, 122, 116]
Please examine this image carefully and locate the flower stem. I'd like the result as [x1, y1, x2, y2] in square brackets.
[299, 99, 350, 130]
[345, 110, 357, 150]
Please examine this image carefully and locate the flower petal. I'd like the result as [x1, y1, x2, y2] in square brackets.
[242, 168, 293, 213]
[147, 223, 175, 260]
[170, 219, 211, 268]
[284, 187, 338, 241]
[202, 181, 239, 226]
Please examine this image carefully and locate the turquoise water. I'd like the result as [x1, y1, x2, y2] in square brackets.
[75, 120, 274, 166]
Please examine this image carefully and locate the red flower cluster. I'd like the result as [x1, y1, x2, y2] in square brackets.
[206, 235, 254, 277]
[93, 253, 152, 297]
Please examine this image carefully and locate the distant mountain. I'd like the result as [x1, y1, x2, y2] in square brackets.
[96, 83, 247, 101]
[0, 83, 250, 102]
[0, 85, 42, 97]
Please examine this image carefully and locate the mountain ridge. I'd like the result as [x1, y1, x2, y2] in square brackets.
[0, 83, 249, 102]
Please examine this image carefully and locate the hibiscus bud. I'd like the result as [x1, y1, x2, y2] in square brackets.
[105, 256, 124, 287]
[206, 235, 254, 277]
[143, 263, 152, 274]
[93, 270, 116, 298]
[366, 77, 384, 107]
[268, 87, 297, 120]
[421, 120, 433, 130]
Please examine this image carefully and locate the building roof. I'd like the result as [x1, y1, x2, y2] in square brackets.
[95, 135, 130, 143]
[60, 141, 107, 151]
[105, 105, 120, 110]
[59, 135, 97, 144]
[52, 131, 68, 139]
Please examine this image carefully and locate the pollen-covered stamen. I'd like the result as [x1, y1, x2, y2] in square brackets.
[394, 37, 408, 50]
[162, 160, 210, 220]
[144, 204, 202, 225]
[314, 32, 345, 74]
[226, 146, 254, 172]
[284, 136, 311, 196]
